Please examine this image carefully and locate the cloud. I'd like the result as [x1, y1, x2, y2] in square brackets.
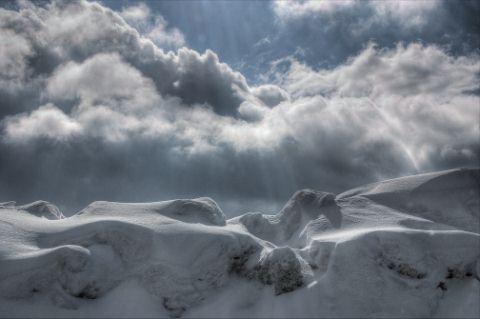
[274, 0, 356, 19]
[0, 29, 32, 88]
[273, 0, 440, 28]
[0, 1, 478, 215]
[268, 43, 479, 175]
[46, 52, 160, 111]
[266, 0, 478, 74]
[4, 104, 81, 141]
[119, 2, 150, 23]
[0, 0, 253, 116]
[120, 3, 185, 49]
[281, 43, 480, 98]
[146, 16, 185, 49]
[370, 0, 439, 28]
[237, 101, 269, 122]
[251, 84, 290, 107]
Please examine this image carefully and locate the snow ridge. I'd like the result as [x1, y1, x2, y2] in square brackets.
[0, 168, 479, 318]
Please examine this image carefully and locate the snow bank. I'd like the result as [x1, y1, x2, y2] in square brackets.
[0, 169, 479, 318]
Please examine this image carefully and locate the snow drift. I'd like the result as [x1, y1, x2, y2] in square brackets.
[0, 168, 479, 318]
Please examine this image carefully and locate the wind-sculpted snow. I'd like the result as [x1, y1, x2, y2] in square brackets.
[230, 190, 342, 247]
[338, 168, 480, 233]
[0, 168, 479, 318]
[1, 200, 65, 220]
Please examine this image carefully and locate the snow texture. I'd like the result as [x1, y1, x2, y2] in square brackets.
[0, 168, 479, 318]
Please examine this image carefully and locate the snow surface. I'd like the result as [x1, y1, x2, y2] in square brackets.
[0, 168, 479, 318]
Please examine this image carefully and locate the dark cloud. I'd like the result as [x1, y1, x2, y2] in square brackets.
[0, 1, 478, 216]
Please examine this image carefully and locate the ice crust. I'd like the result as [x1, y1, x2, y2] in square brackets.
[0, 168, 479, 318]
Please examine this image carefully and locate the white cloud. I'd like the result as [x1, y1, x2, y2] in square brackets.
[280, 43, 480, 98]
[370, 0, 439, 27]
[273, 0, 440, 28]
[251, 84, 290, 107]
[273, 0, 356, 19]
[120, 2, 150, 23]
[47, 53, 161, 112]
[237, 101, 269, 122]
[147, 16, 185, 49]
[4, 104, 81, 141]
[120, 3, 185, 49]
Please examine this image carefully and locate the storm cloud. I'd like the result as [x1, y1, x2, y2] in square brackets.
[0, 0, 478, 215]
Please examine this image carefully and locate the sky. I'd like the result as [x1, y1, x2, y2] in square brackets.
[0, 0, 479, 216]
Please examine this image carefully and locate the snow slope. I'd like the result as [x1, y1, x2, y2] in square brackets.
[0, 168, 479, 318]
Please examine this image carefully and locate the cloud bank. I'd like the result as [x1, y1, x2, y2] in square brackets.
[0, 1, 478, 214]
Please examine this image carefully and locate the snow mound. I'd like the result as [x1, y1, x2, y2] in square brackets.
[16, 200, 65, 220]
[0, 169, 479, 318]
[338, 168, 480, 233]
[256, 247, 307, 295]
[0, 209, 261, 316]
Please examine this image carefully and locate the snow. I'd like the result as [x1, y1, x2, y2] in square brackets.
[0, 168, 479, 318]
[9, 200, 65, 220]
[338, 168, 480, 233]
